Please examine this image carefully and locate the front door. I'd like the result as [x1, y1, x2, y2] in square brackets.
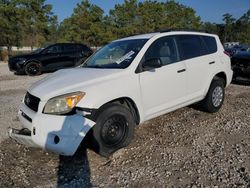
[40, 44, 64, 71]
[139, 36, 187, 119]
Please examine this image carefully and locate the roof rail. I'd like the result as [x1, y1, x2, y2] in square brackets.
[159, 28, 210, 33]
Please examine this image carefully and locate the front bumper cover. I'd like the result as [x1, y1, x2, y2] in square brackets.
[8, 60, 25, 73]
[9, 102, 95, 156]
[9, 128, 38, 147]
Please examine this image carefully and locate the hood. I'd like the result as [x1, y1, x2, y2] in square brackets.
[10, 53, 36, 59]
[28, 68, 124, 101]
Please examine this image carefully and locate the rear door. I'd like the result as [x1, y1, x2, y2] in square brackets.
[59, 44, 78, 68]
[176, 35, 211, 100]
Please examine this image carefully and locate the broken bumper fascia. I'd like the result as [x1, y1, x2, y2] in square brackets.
[9, 102, 95, 156]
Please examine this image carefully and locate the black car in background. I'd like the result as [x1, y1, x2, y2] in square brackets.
[8, 43, 93, 76]
[225, 45, 249, 57]
[231, 51, 250, 80]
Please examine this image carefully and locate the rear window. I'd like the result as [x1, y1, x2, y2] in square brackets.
[176, 35, 206, 60]
[202, 36, 217, 54]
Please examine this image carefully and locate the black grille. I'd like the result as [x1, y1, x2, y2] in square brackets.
[24, 92, 40, 112]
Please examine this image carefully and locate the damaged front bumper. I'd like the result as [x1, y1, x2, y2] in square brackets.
[9, 102, 95, 156]
[9, 128, 38, 147]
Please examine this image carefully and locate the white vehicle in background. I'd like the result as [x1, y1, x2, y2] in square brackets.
[9, 30, 233, 157]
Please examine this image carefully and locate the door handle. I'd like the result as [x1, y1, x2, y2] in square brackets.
[177, 69, 186, 73]
[209, 61, 215, 65]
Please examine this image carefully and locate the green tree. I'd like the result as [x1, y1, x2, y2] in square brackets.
[45, 15, 59, 44]
[236, 10, 250, 44]
[0, 0, 57, 49]
[18, 0, 56, 48]
[107, 0, 201, 39]
[203, 10, 250, 44]
[0, 0, 21, 50]
[109, 0, 138, 37]
[202, 22, 219, 34]
[222, 13, 236, 42]
[162, 0, 201, 29]
[136, 1, 165, 33]
[59, 0, 104, 46]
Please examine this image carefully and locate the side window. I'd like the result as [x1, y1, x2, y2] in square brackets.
[79, 45, 91, 52]
[202, 36, 217, 54]
[144, 36, 178, 66]
[45, 45, 62, 54]
[176, 35, 206, 60]
[63, 44, 77, 53]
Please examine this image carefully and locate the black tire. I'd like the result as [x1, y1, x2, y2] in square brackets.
[24, 61, 42, 76]
[201, 78, 225, 113]
[87, 103, 135, 157]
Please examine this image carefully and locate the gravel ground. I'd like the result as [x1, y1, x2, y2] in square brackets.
[0, 62, 249, 187]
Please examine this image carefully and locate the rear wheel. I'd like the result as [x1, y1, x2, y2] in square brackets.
[87, 104, 135, 157]
[201, 78, 225, 113]
[24, 62, 42, 76]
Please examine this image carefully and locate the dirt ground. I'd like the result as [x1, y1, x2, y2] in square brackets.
[0, 63, 249, 187]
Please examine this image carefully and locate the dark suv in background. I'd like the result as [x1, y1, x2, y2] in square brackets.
[8, 43, 93, 76]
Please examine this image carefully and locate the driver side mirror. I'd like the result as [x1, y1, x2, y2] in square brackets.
[142, 58, 162, 71]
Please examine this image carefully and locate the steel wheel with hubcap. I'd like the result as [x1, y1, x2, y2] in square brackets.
[201, 78, 225, 113]
[212, 86, 224, 107]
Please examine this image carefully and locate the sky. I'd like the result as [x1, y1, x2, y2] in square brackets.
[45, 0, 250, 23]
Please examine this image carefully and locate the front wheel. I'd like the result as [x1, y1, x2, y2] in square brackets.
[24, 62, 42, 76]
[87, 104, 135, 157]
[201, 78, 225, 113]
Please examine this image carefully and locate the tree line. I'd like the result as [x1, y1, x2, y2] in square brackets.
[0, 0, 249, 50]
[203, 11, 250, 45]
[0, 0, 58, 50]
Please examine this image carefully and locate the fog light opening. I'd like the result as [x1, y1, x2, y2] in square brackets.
[54, 135, 60, 144]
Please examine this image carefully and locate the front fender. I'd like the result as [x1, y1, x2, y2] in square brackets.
[76, 75, 144, 123]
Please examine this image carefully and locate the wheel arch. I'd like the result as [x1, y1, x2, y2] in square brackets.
[23, 59, 43, 75]
[214, 72, 227, 87]
[204, 71, 227, 97]
[97, 97, 140, 125]
[24, 59, 42, 67]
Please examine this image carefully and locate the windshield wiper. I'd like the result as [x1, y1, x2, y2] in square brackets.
[83, 64, 103, 68]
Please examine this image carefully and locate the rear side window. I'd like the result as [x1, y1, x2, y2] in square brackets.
[78, 45, 92, 53]
[176, 35, 206, 60]
[202, 36, 217, 54]
[63, 44, 77, 53]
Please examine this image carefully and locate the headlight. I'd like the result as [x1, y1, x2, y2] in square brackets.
[43, 91, 85, 115]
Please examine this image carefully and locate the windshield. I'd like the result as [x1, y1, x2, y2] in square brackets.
[32, 44, 52, 54]
[83, 39, 148, 69]
[32, 48, 44, 54]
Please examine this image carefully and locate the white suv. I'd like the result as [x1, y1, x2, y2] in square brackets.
[9, 30, 233, 157]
